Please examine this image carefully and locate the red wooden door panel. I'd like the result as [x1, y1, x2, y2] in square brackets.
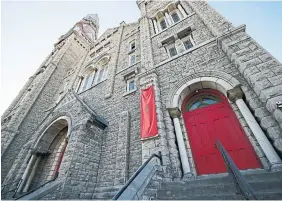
[182, 89, 262, 175]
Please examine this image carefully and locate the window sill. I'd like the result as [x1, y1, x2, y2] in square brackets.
[78, 79, 108, 95]
[116, 61, 141, 75]
[152, 13, 195, 39]
[155, 37, 216, 68]
[128, 48, 136, 55]
[123, 88, 137, 97]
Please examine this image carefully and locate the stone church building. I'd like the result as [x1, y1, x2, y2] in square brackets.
[2, 0, 282, 199]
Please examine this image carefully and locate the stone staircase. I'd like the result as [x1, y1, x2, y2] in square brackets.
[92, 186, 123, 200]
[155, 170, 282, 200]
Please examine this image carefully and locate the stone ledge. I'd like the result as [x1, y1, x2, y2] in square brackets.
[123, 88, 137, 97]
[155, 37, 216, 68]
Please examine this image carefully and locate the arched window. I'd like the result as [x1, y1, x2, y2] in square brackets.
[78, 67, 96, 92]
[77, 56, 110, 92]
[185, 94, 220, 111]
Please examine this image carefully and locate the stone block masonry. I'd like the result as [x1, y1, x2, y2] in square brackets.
[2, 1, 282, 199]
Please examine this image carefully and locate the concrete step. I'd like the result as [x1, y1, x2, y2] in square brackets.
[160, 177, 282, 191]
[94, 185, 122, 193]
[92, 191, 117, 199]
[156, 171, 282, 200]
[157, 192, 282, 200]
[157, 192, 245, 200]
[256, 191, 282, 200]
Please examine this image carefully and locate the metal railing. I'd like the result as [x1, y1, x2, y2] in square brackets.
[112, 151, 163, 200]
[216, 139, 257, 200]
[1, 179, 22, 198]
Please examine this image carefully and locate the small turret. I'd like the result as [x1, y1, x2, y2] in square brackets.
[74, 14, 99, 43]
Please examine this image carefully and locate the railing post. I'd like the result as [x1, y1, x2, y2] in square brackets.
[216, 139, 257, 200]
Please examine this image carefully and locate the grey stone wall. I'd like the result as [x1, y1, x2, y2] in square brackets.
[2, 1, 282, 199]
[1, 34, 88, 181]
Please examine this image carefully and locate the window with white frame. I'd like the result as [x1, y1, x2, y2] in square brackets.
[166, 43, 178, 57]
[181, 34, 195, 51]
[129, 54, 136, 66]
[171, 12, 180, 23]
[77, 57, 110, 92]
[127, 79, 136, 92]
[129, 40, 136, 51]
[164, 32, 195, 58]
[153, 2, 189, 34]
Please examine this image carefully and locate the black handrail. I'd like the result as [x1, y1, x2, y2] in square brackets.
[216, 139, 257, 200]
[112, 151, 162, 200]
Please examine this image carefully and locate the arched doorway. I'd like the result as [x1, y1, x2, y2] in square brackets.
[181, 89, 262, 175]
[18, 117, 70, 193]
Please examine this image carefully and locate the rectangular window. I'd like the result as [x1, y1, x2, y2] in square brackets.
[160, 19, 167, 30]
[171, 12, 180, 23]
[130, 41, 136, 51]
[169, 47, 177, 57]
[183, 39, 193, 50]
[130, 54, 136, 65]
[128, 80, 135, 91]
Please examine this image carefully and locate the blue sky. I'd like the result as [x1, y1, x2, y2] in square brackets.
[1, 1, 282, 115]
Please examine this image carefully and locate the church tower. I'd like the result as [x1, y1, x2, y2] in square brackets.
[1, 14, 99, 182]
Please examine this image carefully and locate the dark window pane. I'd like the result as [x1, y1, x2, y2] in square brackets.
[169, 47, 177, 57]
[131, 42, 135, 50]
[160, 19, 167, 30]
[184, 40, 193, 50]
[171, 13, 180, 23]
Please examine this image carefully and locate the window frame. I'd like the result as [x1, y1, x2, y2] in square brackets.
[129, 54, 136, 66]
[129, 40, 136, 51]
[181, 34, 195, 51]
[166, 43, 178, 57]
[125, 77, 137, 94]
[170, 11, 180, 23]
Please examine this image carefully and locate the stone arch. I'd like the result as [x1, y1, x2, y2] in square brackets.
[17, 116, 72, 192]
[166, 70, 241, 109]
[34, 116, 71, 153]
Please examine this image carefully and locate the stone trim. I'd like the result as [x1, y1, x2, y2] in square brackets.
[227, 86, 244, 102]
[166, 70, 241, 108]
[105, 24, 125, 99]
[114, 111, 130, 185]
[116, 61, 141, 75]
[123, 88, 137, 97]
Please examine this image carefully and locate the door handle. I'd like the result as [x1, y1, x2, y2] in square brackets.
[213, 143, 218, 149]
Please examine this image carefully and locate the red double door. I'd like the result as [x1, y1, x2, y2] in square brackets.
[182, 89, 262, 175]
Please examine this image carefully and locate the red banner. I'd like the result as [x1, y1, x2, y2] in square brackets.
[140, 85, 158, 140]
